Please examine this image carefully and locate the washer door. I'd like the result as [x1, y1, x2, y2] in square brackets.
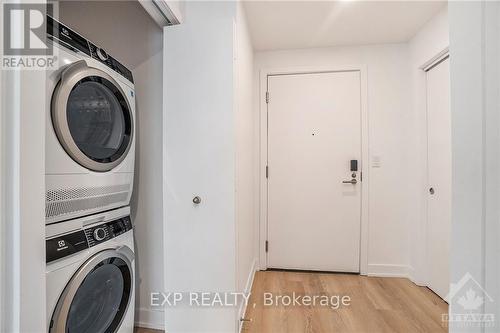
[50, 248, 134, 333]
[52, 60, 133, 172]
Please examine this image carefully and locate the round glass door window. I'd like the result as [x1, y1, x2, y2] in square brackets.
[66, 76, 132, 165]
[64, 256, 132, 333]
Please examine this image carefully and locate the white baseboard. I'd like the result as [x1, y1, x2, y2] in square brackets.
[407, 266, 427, 286]
[135, 307, 165, 330]
[238, 258, 257, 333]
[366, 264, 409, 278]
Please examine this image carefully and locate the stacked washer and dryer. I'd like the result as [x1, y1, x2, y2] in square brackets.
[45, 16, 136, 333]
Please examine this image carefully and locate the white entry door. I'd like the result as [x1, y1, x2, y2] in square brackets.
[267, 71, 362, 272]
[426, 57, 451, 300]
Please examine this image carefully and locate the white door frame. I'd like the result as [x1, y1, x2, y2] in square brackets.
[258, 65, 369, 274]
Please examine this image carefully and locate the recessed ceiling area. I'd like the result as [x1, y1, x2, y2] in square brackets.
[243, 1, 447, 51]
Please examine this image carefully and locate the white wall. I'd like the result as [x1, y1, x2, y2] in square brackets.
[448, 2, 500, 332]
[483, 2, 500, 330]
[1, 47, 47, 333]
[448, 0, 484, 306]
[59, 1, 165, 329]
[0, 3, 47, 330]
[254, 44, 412, 276]
[163, 2, 239, 332]
[407, 7, 449, 285]
[131, 50, 165, 330]
[0, 46, 3, 332]
[235, 1, 257, 324]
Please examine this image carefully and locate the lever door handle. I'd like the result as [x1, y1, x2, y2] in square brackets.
[342, 179, 357, 185]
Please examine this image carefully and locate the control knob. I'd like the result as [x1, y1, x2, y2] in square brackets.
[96, 48, 108, 61]
[93, 227, 107, 241]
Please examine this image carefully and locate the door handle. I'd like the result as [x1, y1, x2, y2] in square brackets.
[342, 179, 357, 185]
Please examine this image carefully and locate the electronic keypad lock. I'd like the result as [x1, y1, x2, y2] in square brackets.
[343, 160, 359, 185]
[350, 160, 358, 172]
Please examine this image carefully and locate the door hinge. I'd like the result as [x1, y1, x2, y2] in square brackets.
[265, 240, 269, 253]
[360, 171, 363, 182]
[265, 91, 270, 104]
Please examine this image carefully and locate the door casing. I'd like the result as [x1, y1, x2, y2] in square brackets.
[258, 65, 369, 273]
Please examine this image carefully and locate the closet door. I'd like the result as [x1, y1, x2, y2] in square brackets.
[163, 3, 237, 331]
[426, 57, 451, 301]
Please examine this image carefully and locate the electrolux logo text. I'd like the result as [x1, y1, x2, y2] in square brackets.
[2, 3, 56, 69]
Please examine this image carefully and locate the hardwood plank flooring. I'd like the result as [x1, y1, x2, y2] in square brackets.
[242, 270, 448, 333]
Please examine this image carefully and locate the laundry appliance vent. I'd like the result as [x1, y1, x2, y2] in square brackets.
[46, 184, 130, 220]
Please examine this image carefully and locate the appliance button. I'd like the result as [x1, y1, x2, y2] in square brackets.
[93, 228, 106, 241]
[96, 48, 108, 61]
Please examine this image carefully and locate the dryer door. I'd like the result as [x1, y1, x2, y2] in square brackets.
[52, 60, 133, 172]
[50, 247, 134, 333]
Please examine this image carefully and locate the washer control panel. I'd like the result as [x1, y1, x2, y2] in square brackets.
[93, 227, 107, 241]
[84, 216, 132, 248]
[46, 216, 132, 263]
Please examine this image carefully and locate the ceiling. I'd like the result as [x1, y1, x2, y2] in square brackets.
[243, 1, 447, 51]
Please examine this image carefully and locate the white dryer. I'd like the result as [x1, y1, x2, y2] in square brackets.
[46, 16, 135, 224]
[46, 207, 135, 333]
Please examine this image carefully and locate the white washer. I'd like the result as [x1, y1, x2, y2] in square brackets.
[46, 16, 135, 224]
[46, 207, 135, 333]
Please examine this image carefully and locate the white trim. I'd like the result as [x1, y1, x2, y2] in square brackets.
[238, 258, 257, 332]
[162, 25, 169, 333]
[258, 65, 370, 274]
[407, 266, 426, 287]
[421, 47, 450, 72]
[135, 308, 165, 330]
[366, 264, 409, 278]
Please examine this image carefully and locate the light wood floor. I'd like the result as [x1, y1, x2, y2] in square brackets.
[242, 270, 448, 333]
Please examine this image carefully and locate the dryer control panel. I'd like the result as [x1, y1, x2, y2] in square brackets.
[46, 15, 134, 84]
[46, 216, 133, 263]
